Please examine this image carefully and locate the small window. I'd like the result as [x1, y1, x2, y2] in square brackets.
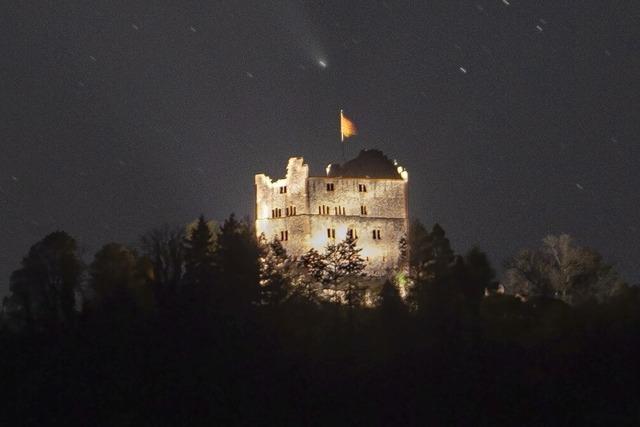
[292, 206, 296, 215]
[372, 229, 381, 240]
[358, 184, 367, 192]
[360, 205, 367, 215]
[279, 186, 287, 194]
[327, 228, 335, 239]
[271, 209, 275, 218]
[334, 207, 338, 215]
[326, 183, 334, 191]
[280, 230, 289, 241]
[285, 207, 290, 216]
[347, 229, 358, 239]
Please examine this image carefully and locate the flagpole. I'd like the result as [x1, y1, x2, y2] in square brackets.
[340, 109, 345, 161]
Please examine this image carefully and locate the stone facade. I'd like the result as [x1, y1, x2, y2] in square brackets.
[255, 154, 408, 276]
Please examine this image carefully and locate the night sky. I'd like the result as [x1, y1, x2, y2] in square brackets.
[2, 0, 639, 294]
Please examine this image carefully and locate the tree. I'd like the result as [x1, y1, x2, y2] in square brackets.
[408, 223, 457, 312]
[215, 214, 261, 307]
[300, 235, 367, 306]
[375, 280, 409, 351]
[502, 234, 625, 304]
[408, 220, 431, 274]
[139, 224, 185, 305]
[258, 234, 290, 305]
[398, 234, 409, 271]
[462, 246, 496, 304]
[88, 243, 153, 316]
[7, 231, 83, 331]
[334, 235, 367, 307]
[183, 215, 217, 298]
[409, 221, 455, 281]
[300, 248, 326, 284]
[377, 279, 406, 315]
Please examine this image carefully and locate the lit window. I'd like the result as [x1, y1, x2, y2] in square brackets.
[326, 183, 334, 191]
[358, 184, 367, 192]
[327, 228, 336, 239]
[360, 205, 367, 215]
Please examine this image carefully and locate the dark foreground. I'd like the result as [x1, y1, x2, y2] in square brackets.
[2, 294, 639, 426]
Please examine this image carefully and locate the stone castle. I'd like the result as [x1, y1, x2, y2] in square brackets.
[255, 150, 409, 275]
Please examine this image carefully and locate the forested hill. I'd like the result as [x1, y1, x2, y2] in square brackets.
[1, 215, 638, 425]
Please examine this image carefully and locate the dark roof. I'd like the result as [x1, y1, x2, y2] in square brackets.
[326, 149, 402, 179]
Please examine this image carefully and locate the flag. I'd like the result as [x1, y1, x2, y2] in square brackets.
[340, 110, 357, 142]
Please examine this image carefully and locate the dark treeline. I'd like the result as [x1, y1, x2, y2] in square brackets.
[1, 216, 639, 425]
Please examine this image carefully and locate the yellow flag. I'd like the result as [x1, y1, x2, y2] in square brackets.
[340, 110, 357, 141]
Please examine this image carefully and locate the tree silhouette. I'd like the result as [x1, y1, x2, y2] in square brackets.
[183, 215, 217, 300]
[409, 221, 455, 281]
[7, 231, 83, 331]
[139, 224, 185, 306]
[88, 243, 153, 318]
[502, 234, 624, 304]
[378, 279, 406, 315]
[215, 214, 260, 308]
[462, 246, 496, 304]
[408, 223, 457, 314]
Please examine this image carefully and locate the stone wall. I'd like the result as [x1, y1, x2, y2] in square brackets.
[255, 157, 408, 275]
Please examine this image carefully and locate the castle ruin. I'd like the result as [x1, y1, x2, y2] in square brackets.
[255, 150, 409, 276]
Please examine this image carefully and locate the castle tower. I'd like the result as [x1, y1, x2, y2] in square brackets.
[255, 150, 409, 275]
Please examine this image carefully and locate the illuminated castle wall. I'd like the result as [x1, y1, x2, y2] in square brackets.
[255, 150, 409, 275]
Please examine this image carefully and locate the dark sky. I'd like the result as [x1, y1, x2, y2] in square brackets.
[2, 0, 639, 293]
